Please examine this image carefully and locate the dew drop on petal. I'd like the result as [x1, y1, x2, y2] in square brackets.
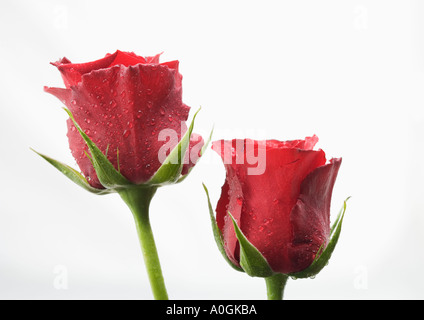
[123, 130, 131, 138]
[236, 197, 243, 206]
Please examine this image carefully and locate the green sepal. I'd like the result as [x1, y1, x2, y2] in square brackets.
[64, 108, 132, 190]
[289, 197, 350, 279]
[146, 108, 200, 186]
[228, 212, 274, 278]
[202, 183, 243, 272]
[228, 212, 275, 278]
[31, 149, 111, 195]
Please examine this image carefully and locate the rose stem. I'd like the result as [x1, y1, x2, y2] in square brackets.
[265, 274, 289, 300]
[119, 187, 168, 300]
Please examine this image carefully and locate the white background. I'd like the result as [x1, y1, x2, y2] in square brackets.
[1, 0, 423, 299]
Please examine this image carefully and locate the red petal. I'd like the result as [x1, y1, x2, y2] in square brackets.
[266, 135, 319, 150]
[108, 50, 147, 67]
[287, 157, 342, 273]
[53, 51, 119, 88]
[51, 50, 163, 89]
[44, 86, 71, 105]
[214, 141, 244, 267]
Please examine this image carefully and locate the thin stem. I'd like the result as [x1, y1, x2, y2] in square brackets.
[265, 274, 289, 300]
[119, 187, 168, 300]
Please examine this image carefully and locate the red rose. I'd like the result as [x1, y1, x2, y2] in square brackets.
[212, 135, 341, 274]
[45, 50, 203, 188]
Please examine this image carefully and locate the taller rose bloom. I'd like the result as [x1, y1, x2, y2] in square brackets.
[209, 136, 342, 275]
[39, 51, 207, 299]
[45, 50, 203, 189]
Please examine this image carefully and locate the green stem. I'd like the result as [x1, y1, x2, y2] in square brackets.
[119, 187, 168, 300]
[265, 274, 289, 300]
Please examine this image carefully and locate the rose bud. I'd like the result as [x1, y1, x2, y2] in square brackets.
[39, 50, 205, 191]
[204, 136, 348, 299]
[35, 51, 210, 300]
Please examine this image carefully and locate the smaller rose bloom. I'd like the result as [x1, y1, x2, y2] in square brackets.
[212, 135, 341, 274]
[45, 50, 203, 189]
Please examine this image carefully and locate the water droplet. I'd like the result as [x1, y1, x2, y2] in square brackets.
[109, 99, 117, 108]
[123, 130, 131, 138]
[159, 107, 165, 115]
[168, 115, 173, 122]
[263, 218, 273, 225]
[136, 110, 143, 119]
[71, 99, 77, 105]
[85, 118, 91, 124]
[127, 121, 133, 129]
[146, 88, 152, 95]
[236, 197, 243, 206]
[273, 198, 279, 205]
[147, 100, 153, 109]
[150, 119, 156, 126]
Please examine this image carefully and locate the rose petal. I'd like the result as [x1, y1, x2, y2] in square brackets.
[266, 135, 319, 150]
[54, 51, 119, 88]
[288, 157, 342, 273]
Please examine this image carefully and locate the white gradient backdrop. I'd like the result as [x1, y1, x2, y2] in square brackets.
[1, 0, 423, 299]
